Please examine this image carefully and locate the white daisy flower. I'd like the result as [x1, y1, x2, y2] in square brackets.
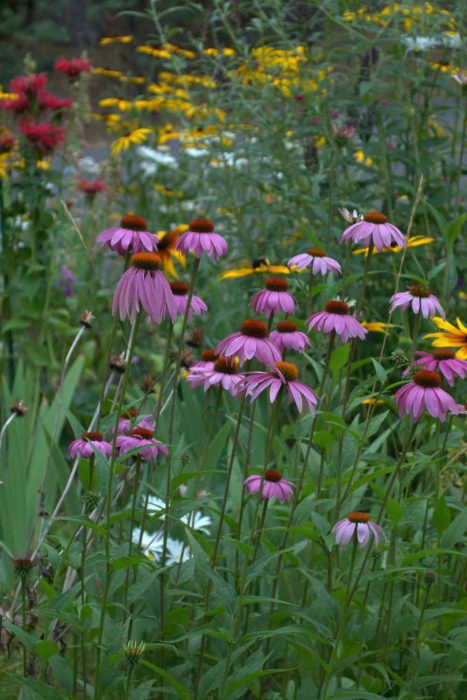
[181, 511, 212, 535]
[132, 528, 164, 560]
[166, 538, 191, 566]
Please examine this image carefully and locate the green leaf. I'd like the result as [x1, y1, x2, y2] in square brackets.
[433, 496, 451, 537]
[36, 639, 60, 661]
[440, 509, 467, 549]
[443, 213, 466, 247]
[371, 358, 387, 384]
[330, 344, 350, 373]
[386, 498, 404, 524]
[140, 660, 190, 699]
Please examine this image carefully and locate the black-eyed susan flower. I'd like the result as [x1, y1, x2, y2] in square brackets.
[352, 235, 434, 256]
[221, 258, 290, 280]
[99, 35, 133, 46]
[157, 227, 187, 278]
[361, 321, 396, 334]
[111, 128, 152, 156]
[424, 317, 467, 360]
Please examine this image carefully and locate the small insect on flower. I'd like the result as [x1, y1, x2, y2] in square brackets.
[216, 319, 282, 366]
[307, 300, 368, 342]
[112, 252, 177, 324]
[176, 218, 228, 262]
[394, 370, 462, 422]
[251, 277, 297, 316]
[97, 214, 158, 255]
[390, 285, 445, 319]
[244, 469, 294, 503]
[287, 248, 342, 277]
[68, 432, 113, 459]
[340, 211, 406, 252]
[332, 512, 386, 548]
[169, 281, 208, 319]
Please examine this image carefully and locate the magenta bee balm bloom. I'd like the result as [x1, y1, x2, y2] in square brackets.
[117, 428, 168, 461]
[68, 432, 113, 459]
[97, 214, 159, 255]
[112, 252, 177, 324]
[390, 285, 445, 319]
[244, 469, 294, 503]
[403, 350, 467, 387]
[270, 321, 310, 353]
[186, 356, 243, 396]
[176, 218, 228, 262]
[216, 319, 281, 366]
[288, 247, 341, 277]
[307, 300, 368, 342]
[340, 211, 406, 252]
[251, 277, 296, 316]
[332, 512, 386, 548]
[240, 361, 319, 414]
[169, 281, 208, 320]
[394, 370, 461, 422]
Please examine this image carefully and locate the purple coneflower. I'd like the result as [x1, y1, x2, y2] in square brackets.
[68, 432, 113, 459]
[394, 370, 461, 422]
[404, 350, 467, 387]
[169, 281, 208, 320]
[244, 469, 294, 503]
[270, 321, 310, 354]
[192, 349, 218, 372]
[216, 319, 281, 366]
[287, 247, 341, 277]
[340, 211, 406, 252]
[97, 214, 159, 255]
[332, 512, 386, 548]
[390, 285, 445, 319]
[57, 265, 76, 297]
[240, 361, 319, 414]
[112, 252, 177, 324]
[251, 277, 296, 316]
[186, 356, 243, 396]
[176, 218, 228, 262]
[306, 300, 368, 342]
[113, 409, 155, 435]
[117, 428, 168, 461]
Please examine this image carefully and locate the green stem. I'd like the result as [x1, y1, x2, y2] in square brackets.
[123, 458, 142, 618]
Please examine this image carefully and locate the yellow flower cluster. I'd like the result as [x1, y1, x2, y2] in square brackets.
[231, 46, 332, 97]
[137, 43, 197, 60]
[342, 3, 456, 31]
[93, 67, 145, 84]
[99, 35, 134, 46]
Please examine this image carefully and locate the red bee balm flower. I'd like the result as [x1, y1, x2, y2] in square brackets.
[20, 122, 65, 155]
[78, 179, 106, 198]
[55, 57, 92, 79]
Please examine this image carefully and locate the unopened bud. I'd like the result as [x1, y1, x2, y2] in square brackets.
[12, 557, 36, 580]
[391, 348, 409, 368]
[424, 570, 435, 585]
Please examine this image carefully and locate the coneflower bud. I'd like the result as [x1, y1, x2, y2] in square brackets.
[424, 570, 435, 585]
[12, 557, 36, 580]
[391, 348, 409, 368]
[180, 351, 194, 369]
[141, 373, 154, 393]
[82, 490, 100, 512]
[79, 310, 94, 328]
[123, 640, 146, 667]
[186, 327, 204, 348]
[10, 400, 28, 416]
[109, 354, 128, 374]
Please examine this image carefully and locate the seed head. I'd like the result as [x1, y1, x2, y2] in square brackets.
[109, 354, 128, 374]
[79, 310, 94, 328]
[10, 400, 28, 416]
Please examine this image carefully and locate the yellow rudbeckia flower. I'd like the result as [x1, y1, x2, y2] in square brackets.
[111, 128, 152, 156]
[221, 258, 290, 280]
[424, 317, 467, 360]
[99, 35, 133, 46]
[361, 322, 396, 334]
[352, 235, 434, 255]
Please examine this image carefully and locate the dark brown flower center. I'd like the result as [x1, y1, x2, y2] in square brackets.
[364, 211, 388, 224]
[433, 349, 456, 360]
[252, 257, 269, 269]
[189, 218, 214, 233]
[276, 321, 297, 333]
[131, 252, 161, 271]
[122, 409, 138, 419]
[307, 248, 326, 257]
[324, 300, 349, 315]
[214, 356, 237, 374]
[274, 361, 299, 381]
[409, 284, 430, 298]
[201, 349, 218, 362]
[131, 428, 154, 439]
[265, 469, 282, 482]
[413, 370, 441, 388]
[157, 230, 177, 251]
[265, 277, 289, 292]
[121, 214, 148, 231]
[348, 512, 370, 523]
[240, 319, 268, 338]
[82, 432, 103, 441]
[170, 281, 189, 296]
